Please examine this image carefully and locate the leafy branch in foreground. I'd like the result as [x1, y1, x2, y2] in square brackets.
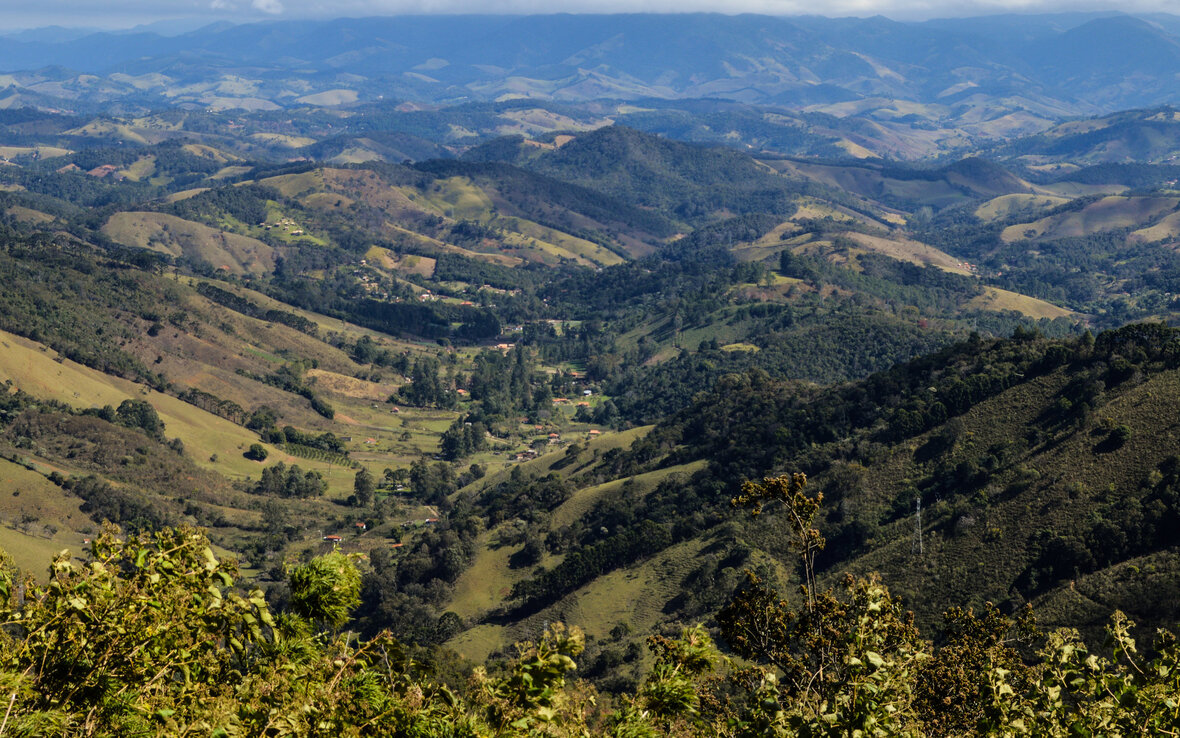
[731, 473, 823, 608]
[0, 526, 591, 737]
[723, 472, 919, 711]
[712, 473, 1180, 737]
[2, 489, 1180, 736]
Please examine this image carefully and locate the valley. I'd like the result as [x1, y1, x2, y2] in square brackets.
[3, 10, 1180, 735]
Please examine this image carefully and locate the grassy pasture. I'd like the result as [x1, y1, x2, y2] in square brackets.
[974, 193, 1071, 223]
[210, 165, 252, 180]
[0, 145, 71, 159]
[250, 133, 317, 149]
[118, 155, 156, 181]
[447, 530, 519, 620]
[295, 89, 359, 106]
[1129, 210, 1180, 244]
[494, 215, 625, 267]
[63, 120, 153, 145]
[448, 536, 711, 662]
[103, 212, 275, 275]
[365, 246, 437, 277]
[4, 205, 55, 225]
[0, 328, 337, 483]
[0, 459, 89, 573]
[560, 537, 710, 640]
[1001, 196, 1180, 242]
[966, 286, 1077, 320]
[550, 460, 708, 529]
[839, 231, 970, 275]
[259, 170, 325, 198]
[419, 176, 495, 221]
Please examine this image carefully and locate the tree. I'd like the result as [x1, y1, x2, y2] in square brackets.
[0, 526, 279, 733]
[719, 473, 925, 730]
[244, 443, 268, 461]
[1, 526, 1180, 735]
[114, 398, 165, 440]
[353, 467, 376, 507]
[730, 473, 823, 609]
[252, 462, 326, 498]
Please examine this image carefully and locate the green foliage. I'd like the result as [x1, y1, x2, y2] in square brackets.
[288, 551, 362, 629]
[0, 503, 1177, 736]
[64, 474, 174, 532]
[0, 528, 595, 736]
[401, 355, 457, 408]
[0, 526, 274, 735]
[251, 461, 327, 498]
[509, 520, 673, 612]
[440, 417, 489, 461]
[913, 604, 1038, 735]
[114, 399, 165, 441]
[195, 281, 317, 335]
[0, 232, 169, 388]
[525, 126, 809, 225]
[250, 365, 336, 419]
[353, 467, 375, 507]
[731, 473, 823, 606]
[178, 387, 248, 425]
[473, 622, 590, 734]
[167, 184, 275, 227]
[408, 459, 458, 506]
[978, 612, 1180, 735]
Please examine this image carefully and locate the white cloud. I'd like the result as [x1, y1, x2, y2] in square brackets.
[252, 0, 284, 13]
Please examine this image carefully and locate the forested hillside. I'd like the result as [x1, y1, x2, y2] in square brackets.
[3, 26, 1180, 730]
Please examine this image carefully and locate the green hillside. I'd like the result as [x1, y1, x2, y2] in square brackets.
[9, 96, 1180, 724]
[10, 20, 1180, 734]
[335, 321, 1180, 700]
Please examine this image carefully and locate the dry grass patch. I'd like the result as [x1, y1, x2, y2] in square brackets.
[840, 232, 970, 275]
[967, 286, 1078, 320]
[305, 369, 398, 402]
[103, 212, 275, 275]
[975, 194, 1071, 223]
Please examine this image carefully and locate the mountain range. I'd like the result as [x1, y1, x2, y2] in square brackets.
[5, 12, 1180, 726]
[1, 12, 1179, 126]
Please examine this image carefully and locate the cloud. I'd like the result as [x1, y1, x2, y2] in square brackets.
[210, 0, 234, 8]
[252, 0, 284, 13]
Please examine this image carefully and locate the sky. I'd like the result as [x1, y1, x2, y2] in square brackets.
[1, 0, 1172, 32]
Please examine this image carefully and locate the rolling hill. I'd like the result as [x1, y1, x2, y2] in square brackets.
[8, 73, 1180, 706]
[433, 324, 1180, 663]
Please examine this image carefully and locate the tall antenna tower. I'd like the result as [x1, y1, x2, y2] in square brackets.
[912, 496, 924, 556]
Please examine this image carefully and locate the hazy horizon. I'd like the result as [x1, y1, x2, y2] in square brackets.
[0, 3, 1161, 33]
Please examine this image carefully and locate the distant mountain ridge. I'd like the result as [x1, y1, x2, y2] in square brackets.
[2, 12, 1180, 123]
